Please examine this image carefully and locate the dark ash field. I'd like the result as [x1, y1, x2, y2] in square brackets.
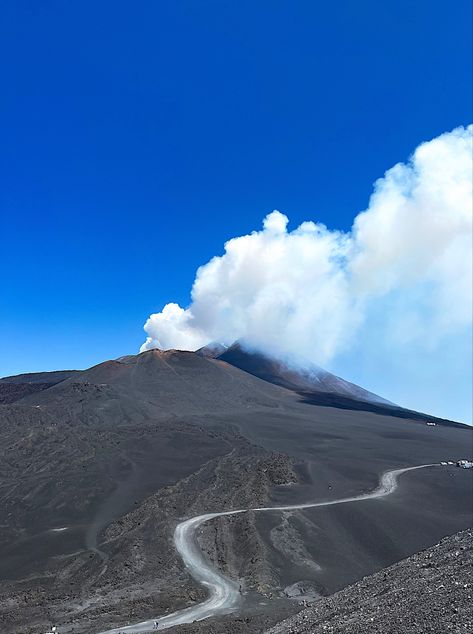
[0, 348, 471, 633]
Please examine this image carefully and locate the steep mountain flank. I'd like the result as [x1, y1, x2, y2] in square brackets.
[213, 342, 390, 404]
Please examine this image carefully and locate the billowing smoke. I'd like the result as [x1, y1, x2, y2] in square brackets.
[141, 125, 472, 379]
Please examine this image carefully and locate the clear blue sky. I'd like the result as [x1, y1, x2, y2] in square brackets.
[1, 1, 471, 387]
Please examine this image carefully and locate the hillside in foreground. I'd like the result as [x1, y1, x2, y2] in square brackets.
[173, 529, 473, 634]
[265, 528, 473, 634]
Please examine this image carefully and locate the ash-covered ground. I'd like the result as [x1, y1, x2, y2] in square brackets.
[0, 349, 471, 633]
[265, 528, 473, 634]
[140, 530, 473, 634]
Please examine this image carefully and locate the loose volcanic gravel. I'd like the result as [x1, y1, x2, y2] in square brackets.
[265, 529, 473, 634]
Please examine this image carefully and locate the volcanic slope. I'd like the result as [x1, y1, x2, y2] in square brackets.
[0, 349, 471, 634]
[264, 528, 473, 634]
[208, 342, 463, 422]
[201, 342, 392, 404]
[0, 369, 80, 404]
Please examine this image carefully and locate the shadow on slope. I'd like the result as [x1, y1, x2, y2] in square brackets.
[296, 390, 468, 428]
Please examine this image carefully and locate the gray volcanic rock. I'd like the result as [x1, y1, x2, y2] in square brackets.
[265, 529, 473, 634]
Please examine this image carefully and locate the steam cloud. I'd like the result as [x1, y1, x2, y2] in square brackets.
[141, 125, 472, 371]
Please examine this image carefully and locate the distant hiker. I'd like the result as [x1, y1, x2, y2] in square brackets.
[153, 621, 159, 630]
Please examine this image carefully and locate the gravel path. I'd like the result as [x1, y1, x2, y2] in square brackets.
[98, 463, 441, 633]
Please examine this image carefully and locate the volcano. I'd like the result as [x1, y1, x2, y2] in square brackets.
[0, 348, 471, 634]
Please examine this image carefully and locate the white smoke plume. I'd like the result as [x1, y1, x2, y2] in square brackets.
[141, 125, 472, 373]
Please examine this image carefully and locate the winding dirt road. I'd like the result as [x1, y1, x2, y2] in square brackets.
[98, 463, 440, 633]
